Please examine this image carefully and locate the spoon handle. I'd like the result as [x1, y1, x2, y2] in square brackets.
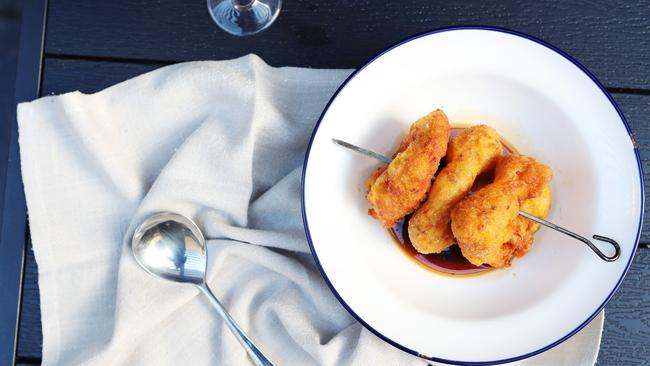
[197, 283, 275, 366]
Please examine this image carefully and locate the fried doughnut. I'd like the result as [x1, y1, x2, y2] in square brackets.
[451, 155, 552, 267]
[408, 125, 503, 254]
[366, 109, 450, 227]
[511, 186, 551, 257]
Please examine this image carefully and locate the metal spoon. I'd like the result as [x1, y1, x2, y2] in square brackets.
[131, 212, 274, 366]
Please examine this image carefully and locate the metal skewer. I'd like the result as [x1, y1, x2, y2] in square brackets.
[331, 139, 393, 164]
[332, 138, 621, 262]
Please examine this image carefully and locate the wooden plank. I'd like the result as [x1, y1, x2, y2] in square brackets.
[18, 58, 650, 362]
[41, 58, 162, 95]
[0, 15, 21, 231]
[16, 239, 42, 360]
[44, 0, 650, 90]
[1, 0, 47, 364]
[597, 249, 650, 365]
[0, 12, 21, 364]
[0, 0, 21, 17]
[611, 93, 650, 243]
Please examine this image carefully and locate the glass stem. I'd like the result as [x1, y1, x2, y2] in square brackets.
[232, 0, 255, 9]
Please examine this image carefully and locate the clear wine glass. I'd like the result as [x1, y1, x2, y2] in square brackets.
[207, 0, 282, 36]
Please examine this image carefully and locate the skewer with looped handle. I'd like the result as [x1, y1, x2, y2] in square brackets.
[332, 138, 621, 262]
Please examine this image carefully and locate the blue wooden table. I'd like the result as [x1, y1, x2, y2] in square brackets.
[2, 1, 649, 365]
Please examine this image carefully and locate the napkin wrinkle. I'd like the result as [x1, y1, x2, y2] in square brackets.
[102, 113, 259, 364]
[20, 92, 132, 361]
[102, 268, 203, 363]
[109, 284, 219, 365]
[103, 106, 266, 356]
[131, 115, 255, 229]
[202, 243, 327, 364]
[246, 166, 308, 251]
[317, 322, 364, 365]
[207, 241, 320, 310]
[264, 310, 321, 365]
[44, 95, 125, 199]
[204, 239, 362, 365]
[68, 96, 142, 197]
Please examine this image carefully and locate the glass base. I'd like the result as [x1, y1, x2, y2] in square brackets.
[208, 0, 281, 36]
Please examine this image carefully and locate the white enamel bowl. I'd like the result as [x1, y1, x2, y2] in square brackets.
[301, 27, 643, 365]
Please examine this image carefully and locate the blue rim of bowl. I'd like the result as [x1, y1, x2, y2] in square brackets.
[300, 25, 644, 365]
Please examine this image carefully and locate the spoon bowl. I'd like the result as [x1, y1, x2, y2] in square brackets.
[131, 212, 274, 366]
[132, 212, 206, 284]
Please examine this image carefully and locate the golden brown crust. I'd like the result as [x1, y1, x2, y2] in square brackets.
[408, 125, 503, 254]
[451, 155, 552, 267]
[511, 186, 551, 257]
[451, 185, 519, 268]
[366, 109, 450, 227]
[494, 155, 552, 200]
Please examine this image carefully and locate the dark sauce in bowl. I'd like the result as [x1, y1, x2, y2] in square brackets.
[390, 216, 490, 275]
[388, 127, 517, 276]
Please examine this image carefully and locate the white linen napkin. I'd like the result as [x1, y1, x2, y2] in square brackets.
[18, 54, 603, 365]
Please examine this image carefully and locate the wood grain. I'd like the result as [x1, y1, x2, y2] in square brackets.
[41, 58, 162, 95]
[16, 239, 41, 360]
[597, 249, 650, 365]
[44, 0, 650, 90]
[0, 15, 20, 233]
